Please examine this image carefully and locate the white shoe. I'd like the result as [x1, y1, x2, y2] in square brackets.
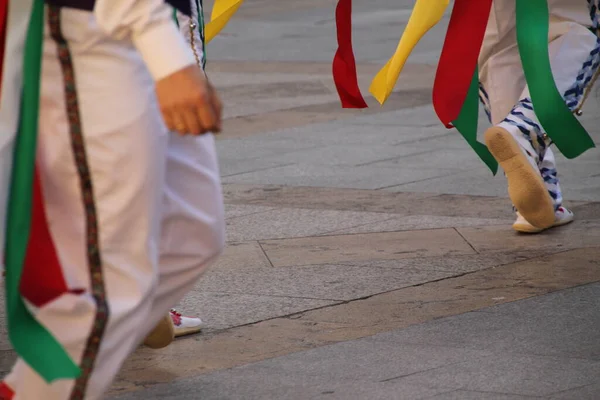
[170, 309, 204, 337]
[513, 207, 574, 233]
[143, 314, 175, 349]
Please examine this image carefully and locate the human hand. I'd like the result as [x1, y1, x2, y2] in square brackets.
[155, 65, 223, 135]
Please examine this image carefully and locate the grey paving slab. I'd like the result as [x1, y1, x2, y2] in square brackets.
[250, 339, 493, 383]
[335, 105, 442, 128]
[260, 228, 476, 267]
[250, 143, 434, 168]
[570, 201, 600, 219]
[219, 157, 294, 177]
[336, 252, 550, 274]
[224, 207, 397, 241]
[456, 219, 600, 254]
[383, 169, 512, 199]
[368, 307, 600, 361]
[327, 215, 512, 235]
[221, 164, 463, 190]
[364, 284, 600, 395]
[207, 242, 273, 273]
[224, 204, 275, 219]
[548, 383, 600, 400]
[246, 120, 452, 147]
[479, 282, 600, 318]
[176, 291, 337, 332]
[161, 283, 600, 399]
[0, 350, 15, 379]
[425, 390, 541, 400]
[393, 352, 600, 397]
[371, 148, 494, 171]
[196, 263, 456, 302]
[111, 367, 451, 400]
[216, 138, 319, 160]
[0, 289, 15, 377]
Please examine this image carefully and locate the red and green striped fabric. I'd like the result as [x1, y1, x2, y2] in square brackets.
[2, 0, 80, 383]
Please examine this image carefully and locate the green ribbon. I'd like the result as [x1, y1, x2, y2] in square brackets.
[4, 0, 80, 382]
[516, 0, 595, 158]
[452, 68, 499, 174]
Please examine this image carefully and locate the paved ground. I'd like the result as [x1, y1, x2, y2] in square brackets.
[2, 0, 600, 399]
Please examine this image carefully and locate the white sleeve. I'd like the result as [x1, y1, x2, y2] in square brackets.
[93, 0, 196, 81]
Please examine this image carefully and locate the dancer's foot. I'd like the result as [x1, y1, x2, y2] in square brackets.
[513, 206, 574, 233]
[170, 309, 203, 337]
[143, 314, 175, 349]
[485, 126, 555, 229]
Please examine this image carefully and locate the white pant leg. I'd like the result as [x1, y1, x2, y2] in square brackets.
[134, 133, 225, 339]
[479, 0, 597, 124]
[133, 0, 224, 337]
[479, 1, 599, 208]
[6, 8, 168, 399]
[478, 1, 525, 125]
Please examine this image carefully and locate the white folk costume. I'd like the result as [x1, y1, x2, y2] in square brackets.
[0, 0, 224, 398]
[333, 0, 598, 233]
[479, 0, 599, 232]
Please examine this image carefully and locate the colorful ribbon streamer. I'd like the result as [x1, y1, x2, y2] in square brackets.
[432, 0, 497, 173]
[205, 0, 244, 44]
[516, 0, 595, 158]
[4, 0, 80, 382]
[452, 69, 498, 174]
[370, 0, 449, 104]
[433, 0, 492, 127]
[332, 0, 367, 108]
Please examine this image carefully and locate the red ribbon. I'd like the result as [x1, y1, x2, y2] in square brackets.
[333, 0, 368, 108]
[20, 168, 72, 308]
[432, 0, 492, 127]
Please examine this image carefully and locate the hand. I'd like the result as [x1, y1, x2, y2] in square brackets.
[155, 65, 223, 135]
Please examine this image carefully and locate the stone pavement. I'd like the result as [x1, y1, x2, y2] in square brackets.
[2, 0, 600, 399]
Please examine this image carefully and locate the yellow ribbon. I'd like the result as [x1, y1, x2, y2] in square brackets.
[369, 0, 449, 104]
[205, 0, 245, 43]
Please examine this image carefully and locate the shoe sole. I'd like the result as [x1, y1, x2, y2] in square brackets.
[174, 326, 203, 338]
[485, 127, 554, 229]
[143, 314, 175, 349]
[513, 213, 575, 234]
[512, 222, 544, 234]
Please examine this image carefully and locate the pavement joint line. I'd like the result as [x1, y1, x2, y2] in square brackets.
[257, 241, 276, 268]
[322, 219, 513, 236]
[219, 163, 296, 178]
[545, 382, 600, 397]
[453, 227, 480, 255]
[376, 169, 476, 191]
[253, 225, 501, 243]
[378, 361, 466, 383]
[198, 290, 345, 303]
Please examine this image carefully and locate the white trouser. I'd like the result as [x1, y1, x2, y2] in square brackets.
[2, 6, 224, 399]
[478, 0, 599, 209]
